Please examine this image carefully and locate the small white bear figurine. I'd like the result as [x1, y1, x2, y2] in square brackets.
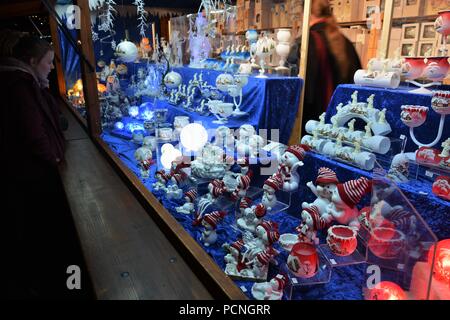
[302, 167, 339, 217]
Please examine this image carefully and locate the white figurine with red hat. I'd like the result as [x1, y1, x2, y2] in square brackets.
[251, 274, 287, 300]
[262, 174, 283, 211]
[153, 170, 171, 191]
[323, 177, 372, 229]
[223, 238, 246, 275]
[277, 144, 310, 192]
[175, 189, 198, 214]
[302, 167, 339, 217]
[237, 203, 267, 234]
[200, 211, 226, 246]
[134, 147, 154, 178]
[238, 197, 253, 219]
[297, 205, 328, 245]
[241, 247, 278, 279]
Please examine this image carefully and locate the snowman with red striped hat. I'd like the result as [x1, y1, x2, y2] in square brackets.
[323, 176, 372, 230]
[175, 189, 198, 214]
[302, 167, 339, 217]
[297, 205, 329, 245]
[200, 211, 226, 246]
[277, 144, 310, 192]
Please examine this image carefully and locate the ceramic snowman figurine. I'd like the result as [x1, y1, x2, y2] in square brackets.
[237, 203, 266, 234]
[176, 189, 198, 214]
[302, 167, 339, 217]
[223, 239, 245, 275]
[241, 247, 276, 279]
[262, 174, 283, 211]
[323, 177, 371, 230]
[230, 172, 253, 201]
[166, 184, 183, 200]
[200, 211, 226, 246]
[134, 147, 153, 178]
[277, 144, 310, 192]
[153, 170, 171, 191]
[251, 274, 286, 300]
[238, 197, 253, 219]
[297, 205, 328, 244]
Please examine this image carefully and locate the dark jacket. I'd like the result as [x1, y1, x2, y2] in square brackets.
[0, 58, 65, 182]
[287, 22, 361, 131]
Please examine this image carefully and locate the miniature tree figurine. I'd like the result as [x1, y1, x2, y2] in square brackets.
[347, 119, 356, 133]
[331, 116, 338, 129]
[378, 108, 387, 124]
[365, 122, 372, 138]
[351, 91, 358, 105]
[336, 133, 344, 148]
[439, 138, 450, 157]
[353, 138, 362, 154]
[336, 103, 344, 113]
[367, 94, 375, 110]
[319, 112, 326, 126]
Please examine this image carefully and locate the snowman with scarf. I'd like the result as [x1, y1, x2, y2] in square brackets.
[276, 144, 310, 192]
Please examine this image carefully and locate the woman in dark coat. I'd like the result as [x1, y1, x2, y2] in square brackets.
[0, 33, 70, 298]
[287, 0, 362, 133]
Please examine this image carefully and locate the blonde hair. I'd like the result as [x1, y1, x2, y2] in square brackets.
[311, 0, 351, 80]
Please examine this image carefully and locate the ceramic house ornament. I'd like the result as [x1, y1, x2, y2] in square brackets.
[302, 167, 339, 217]
[200, 211, 226, 246]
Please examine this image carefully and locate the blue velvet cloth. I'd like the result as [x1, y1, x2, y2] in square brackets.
[326, 84, 450, 153]
[123, 64, 303, 144]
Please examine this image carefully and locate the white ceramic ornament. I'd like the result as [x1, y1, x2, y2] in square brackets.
[278, 144, 309, 192]
[302, 167, 339, 217]
[134, 147, 153, 178]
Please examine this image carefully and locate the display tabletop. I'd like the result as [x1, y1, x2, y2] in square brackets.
[124, 64, 303, 144]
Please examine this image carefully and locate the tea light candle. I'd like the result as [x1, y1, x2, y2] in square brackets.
[158, 127, 173, 141]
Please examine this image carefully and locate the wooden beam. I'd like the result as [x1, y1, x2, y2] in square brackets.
[73, 0, 101, 137]
[288, 0, 312, 145]
[48, 13, 67, 97]
[0, 1, 45, 19]
[379, 0, 394, 59]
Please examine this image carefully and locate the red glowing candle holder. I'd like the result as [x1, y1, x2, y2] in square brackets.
[326, 225, 358, 257]
[366, 281, 407, 300]
[428, 239, 450, 284]
[368, 226, 406, 260]
[287, 242, 319, 278]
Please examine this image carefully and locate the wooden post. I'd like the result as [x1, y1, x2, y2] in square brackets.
[288, 0, 311, 145]
[48, 12, 66, 98]
[73, 0, 101, 137]
[152, 22, 156, 51]
[379, 0, 394, 59]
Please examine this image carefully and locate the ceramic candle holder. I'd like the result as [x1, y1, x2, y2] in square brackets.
[326, 225, 358, 256]
[400, 105, 429, 128]
[158, 127, 173, 141]
[431, 91, 450, 115]
[368, 227, 406, 259]
[287, 242, 319, 278]
[402, 57, 426, 81]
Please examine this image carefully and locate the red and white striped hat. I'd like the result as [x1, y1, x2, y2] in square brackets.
[303, 205, 328, 230]
[256, 249, 273, 265]
[203, 211, 226, 229]
[259, 220, 279, 234]
[316, 167, 339, 185]
[212, 186, 225, 198]
[268, 230, 280, 245]
[264, 175, 283, 191]
[211, 179, 225, 188]
[172, 172, 187, 184]
[272, 274, 287, 291]
[337, 177, 371, 208]
[254, 203, 267, 218]
[238, 173, 252, 190]
[285, 144, 310, 162]
[239, 197, 253, 209]
[184, 189, 198, 202]
[230, 239, 245, 252]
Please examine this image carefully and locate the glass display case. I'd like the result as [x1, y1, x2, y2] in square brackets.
[51, 0, 448, 300]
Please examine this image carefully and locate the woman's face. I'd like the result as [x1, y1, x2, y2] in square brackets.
[31, 50, 54, 80]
